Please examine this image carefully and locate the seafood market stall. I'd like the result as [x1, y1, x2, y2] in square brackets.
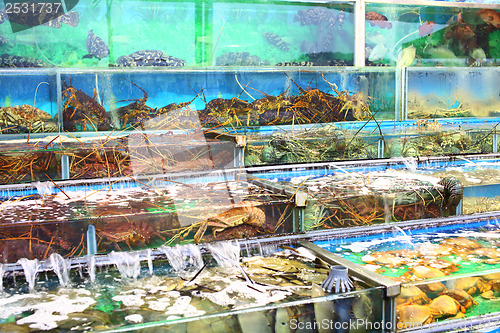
[0, 0, 499, 331]
[0, 238, 394, 332]
[307, 212, 500, 331]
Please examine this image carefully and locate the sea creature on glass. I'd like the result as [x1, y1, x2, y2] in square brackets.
[42, 11, 79, 28]
[215, 52, 265, 66]
[116, 50, 185, 66]
[476, 8, 500, 29]
[84, 30, 109, 59]
[263, 32, 289, 52]
[365, 12, 392, 29]
[418, 21, 436, 37]
[294, 7, 336, 28]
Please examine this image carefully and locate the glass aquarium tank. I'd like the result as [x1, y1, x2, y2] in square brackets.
[0, 238, 387, 332]
[0, 1, 355, 68]
[406, 67, 500, 119]
[0, 170, 297, 263]
[0, 70, 57, 133]
[60, 67, 396, 132]
[384, 119, 497, 158]
[311, 214, 500, 331]
[251, 163, 460, 230]
[365, 3, 500, 67]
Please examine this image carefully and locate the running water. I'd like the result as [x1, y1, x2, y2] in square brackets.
[147, 249, 153, 275]
[49, 253, 71, 286]
[109, 251, 141, 279]
[400, 157, 418, 172]
[392, 226, 414, 248]
[17, 258, 41, 291]
[159, 244, 203, 277]
[0, 263, 4, 293]
[35, 181, 54, 196]
[208, 240, 240, 267]
[456, 155, 481, 168]
[87, 255, 96, 283]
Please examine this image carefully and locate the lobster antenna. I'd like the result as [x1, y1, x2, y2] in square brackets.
[32, 28, 57, 67]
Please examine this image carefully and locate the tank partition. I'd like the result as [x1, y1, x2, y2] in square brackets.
[309, 212, 500, 331]
[0, 168, 299, 263]
[248, 159, 459, 231]
[0, 236, 391, 332]
[364, 2, 500, 67]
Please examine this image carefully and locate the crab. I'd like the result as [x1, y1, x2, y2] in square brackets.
[441, 289, 478, 309]
[397, 285, 431, 305]
[429, 295, 466, 318]
[416, 242, 454, 257]
[407, 266, 447, 294]
[454, 276, 491, 295]
[442, 237, 483, 252]
[396, 304, 438, 329]
[193, 201, 266, 243]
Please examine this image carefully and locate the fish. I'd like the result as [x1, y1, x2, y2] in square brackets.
[396, 45, 416, 67]
[263, 32, 289, 52]
[294, 7, 334, 26]
[42, 11, 79, 28]
[445, 24, 475, 44]
[83, 30, 109, 59]
[116, 50, 185, 67]
[368, 43, 388, 62]
[418, 21, 436, 37]
[365, 11, 392, 29]
[476, 9, 500, 29]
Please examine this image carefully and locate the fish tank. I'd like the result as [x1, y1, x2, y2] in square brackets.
[365, 3, 500, 67]
[0, 129, 238, 184]
[60, 67, 396, 132]
[0, 70, 58, 133]
[384, 119, 497, 158]
[0, 1, 354, 68]
[310, 213, 500, 331]
[250, 163, 459, 230]
[0, 169, 297, 263]
[0, 238, 389, 332]
[243, 124, 383, 166]
[406, 68, 500, 119]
